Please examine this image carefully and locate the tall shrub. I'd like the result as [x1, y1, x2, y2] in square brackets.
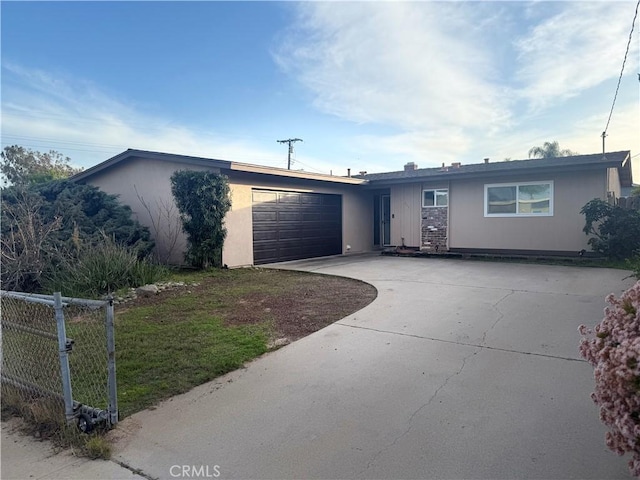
[0, 188, 62, 291]
[170, 171, 231, 268]
[579, 282, 640, 476]
[580, 199, 640, 259]
[1, 180, 154, 292]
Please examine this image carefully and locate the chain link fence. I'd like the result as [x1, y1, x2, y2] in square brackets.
[1, 291, 117, 432]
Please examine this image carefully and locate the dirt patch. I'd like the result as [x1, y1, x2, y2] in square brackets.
[116, 268, 377, 343]
[223, 273, 377, 340]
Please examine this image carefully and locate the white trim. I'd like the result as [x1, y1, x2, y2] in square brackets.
[484, 181, 554, 217]
[422, 188, 449, 208]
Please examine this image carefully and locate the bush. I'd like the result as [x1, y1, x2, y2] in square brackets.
[579, 282, 640, 476]
[0, 188, 62, 291]
[1, 180, 154, 292]
[628, 252, 640, 281]
[170, 171, 231, 268]
[43, 239, 168, 298]
[580, 199, 640, 260]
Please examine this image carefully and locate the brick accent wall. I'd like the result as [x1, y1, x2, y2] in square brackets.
[421, 206, 448, 252]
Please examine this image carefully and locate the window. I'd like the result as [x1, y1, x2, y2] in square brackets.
[484, 181, 553, 217]
[423, 189, 448, 208]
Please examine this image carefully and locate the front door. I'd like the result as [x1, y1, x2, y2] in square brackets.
[381, 194, 391, 246]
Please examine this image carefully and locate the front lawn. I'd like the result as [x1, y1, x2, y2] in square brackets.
[113, 268, 377, 417]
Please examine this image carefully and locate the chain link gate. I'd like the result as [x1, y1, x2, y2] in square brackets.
[1, 291, 117, 432]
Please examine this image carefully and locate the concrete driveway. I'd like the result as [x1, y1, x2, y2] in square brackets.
[103, 254, 636, 480]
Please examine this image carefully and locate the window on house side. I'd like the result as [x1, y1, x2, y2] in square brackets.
[485, 182, 553, 217]
[423, 189, 448, 208]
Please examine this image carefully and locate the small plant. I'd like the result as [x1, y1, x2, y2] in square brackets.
[44, 237, 168, 298]
[579, 281, 640, 476]
[627, 251, 640, 280]
[83, 434, 112, 460]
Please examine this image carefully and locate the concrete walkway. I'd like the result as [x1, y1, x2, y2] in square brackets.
[3, 255, 636, 479]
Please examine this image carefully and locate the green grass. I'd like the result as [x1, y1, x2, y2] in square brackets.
[116, 314, 269, 417]
[113, 268, 282, 417]
[3, 266, 376, 448]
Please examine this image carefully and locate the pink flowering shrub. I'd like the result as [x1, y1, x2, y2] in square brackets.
[579, 281, 640, 476]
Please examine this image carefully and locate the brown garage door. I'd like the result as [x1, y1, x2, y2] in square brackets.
[252, 189, 342, 265]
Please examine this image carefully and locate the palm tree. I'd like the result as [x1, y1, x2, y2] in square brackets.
[528, 141, 576, 159]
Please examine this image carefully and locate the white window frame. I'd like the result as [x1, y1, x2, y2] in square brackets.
[423, 189, 448, 208]
[484, 181, 554, 217]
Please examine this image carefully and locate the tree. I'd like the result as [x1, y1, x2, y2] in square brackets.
[171, 170, 231, 269]
[528, 141, 576, 159]
[580, 198, 640, 259]
[631, 186, 640, 197]
[1, 145, 83, 186]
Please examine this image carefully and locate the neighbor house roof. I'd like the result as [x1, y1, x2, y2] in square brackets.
[358, 151, 633, 187]
[72, 149, 366, 185]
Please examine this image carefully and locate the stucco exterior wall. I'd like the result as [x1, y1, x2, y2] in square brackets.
[449, 169, 607, 252]
[84, 158, 372, 267]
[82, 156, 213, 265]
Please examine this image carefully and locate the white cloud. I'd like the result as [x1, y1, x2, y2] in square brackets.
[3, 2, 638, 180]
[513, 1, 639, 111]
[274, 1, 639, 170]
[275, 2, 512, 132]
[0, 64, 297, 171]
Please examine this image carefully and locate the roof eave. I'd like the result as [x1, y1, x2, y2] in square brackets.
[228, 162, 366, 184]
[365, 156, 630, 186]
[71, 149, 232, 182]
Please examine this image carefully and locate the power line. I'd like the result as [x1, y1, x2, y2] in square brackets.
[276, 138, 303, 170]
[2, 134, 128, 150]
[603, 0, 639, 141]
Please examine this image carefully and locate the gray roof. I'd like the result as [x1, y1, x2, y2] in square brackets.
[358, 151, 632, 187]
[74, 148, 632, 188]
[72, 149, 232, 182]
[72, 148, 366, 185]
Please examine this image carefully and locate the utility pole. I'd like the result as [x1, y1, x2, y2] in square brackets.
[277, 138, 303, 169]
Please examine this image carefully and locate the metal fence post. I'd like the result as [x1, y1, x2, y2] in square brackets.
[106, 296, 118, 426]
[54, 292, 75, 422]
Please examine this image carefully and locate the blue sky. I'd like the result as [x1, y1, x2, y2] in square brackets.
[1, 1, 638, 177]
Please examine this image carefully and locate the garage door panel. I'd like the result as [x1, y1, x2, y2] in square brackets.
[252, 189, 342, 265]
[301, 212, 323, 222]
[277, 211, 302, 222]
[253, 211, 278, 222]
[253, 191, 278, 203]
[278, 229, 303, 240]
[277, 193, 301, 204]
[253, 231, 279, 242]
[322, 195, 341, 206]
[301, 194, 322, 205]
